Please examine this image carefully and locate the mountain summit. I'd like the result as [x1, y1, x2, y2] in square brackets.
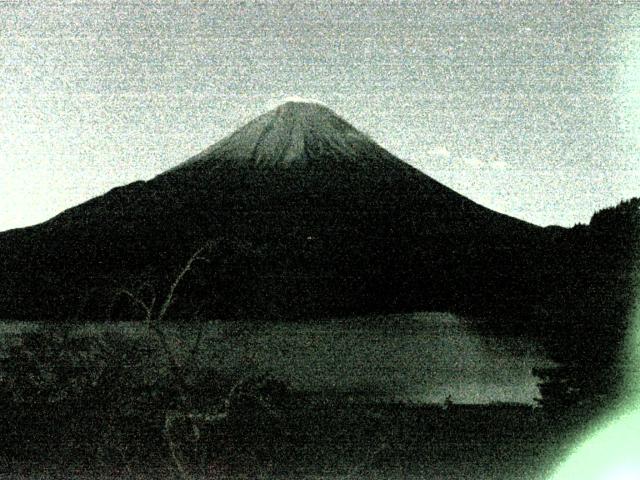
[0, 101, 545, 323]
[171, 101, 399, 171]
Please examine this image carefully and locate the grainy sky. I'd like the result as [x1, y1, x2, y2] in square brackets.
[1, 1, 639, 230]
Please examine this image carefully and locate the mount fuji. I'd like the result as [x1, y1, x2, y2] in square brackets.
[0, 101, 550, 324]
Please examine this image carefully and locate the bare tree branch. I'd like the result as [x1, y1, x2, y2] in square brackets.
[182, 315, 207, 377]
[156, 243, 212, 323]
[116, 288, 154, 322]
[115, 241, 218, 479]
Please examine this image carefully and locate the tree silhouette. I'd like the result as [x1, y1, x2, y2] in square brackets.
[535, 198, 639, 414]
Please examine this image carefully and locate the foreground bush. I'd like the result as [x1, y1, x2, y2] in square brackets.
[0, 324, 291, 473]
[1, 325, 165, 461]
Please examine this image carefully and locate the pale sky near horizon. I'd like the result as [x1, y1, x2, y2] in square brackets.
[1, 1, 639, 230]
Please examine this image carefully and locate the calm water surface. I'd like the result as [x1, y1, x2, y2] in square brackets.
[0, 312, 549, 404]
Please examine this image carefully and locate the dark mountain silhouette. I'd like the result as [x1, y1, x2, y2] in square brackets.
[0, 102, 631, 349]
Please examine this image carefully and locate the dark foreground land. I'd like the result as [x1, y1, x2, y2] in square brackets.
[0, 322, 593, 480]
[1, 397, 580, 480]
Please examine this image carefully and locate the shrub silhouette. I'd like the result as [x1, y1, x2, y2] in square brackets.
[0, 325, 179, 462]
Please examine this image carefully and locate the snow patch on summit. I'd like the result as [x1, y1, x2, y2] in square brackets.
[173, 101, 392, 170]
[266, 95, 329, 110]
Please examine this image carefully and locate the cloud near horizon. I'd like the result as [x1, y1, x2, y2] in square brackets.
[463, 156, 485, 168]
[425, 145, 509, 170]
[462, 153, 510, 169]
[427, 145, 451, 158]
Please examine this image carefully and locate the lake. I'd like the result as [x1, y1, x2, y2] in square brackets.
[0, 311, 550, 404]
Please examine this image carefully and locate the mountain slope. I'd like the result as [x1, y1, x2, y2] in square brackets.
[0, 101, 549, 324]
